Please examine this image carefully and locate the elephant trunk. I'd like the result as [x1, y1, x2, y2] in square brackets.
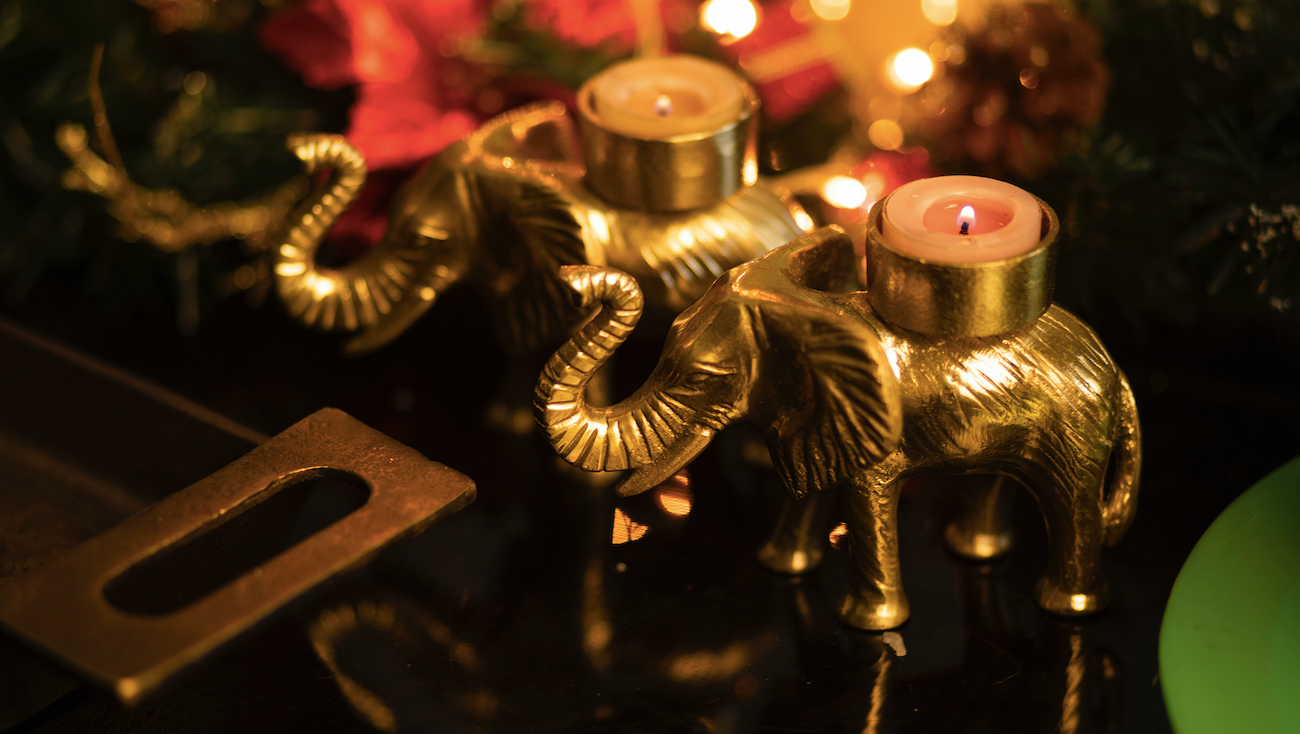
[275, 134, 412, 334]
[536, 266, 710, 487]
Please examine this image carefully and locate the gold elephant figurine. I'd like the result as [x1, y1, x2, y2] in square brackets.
[274, 95, 806, 356]
[535, 226, 1141, 631]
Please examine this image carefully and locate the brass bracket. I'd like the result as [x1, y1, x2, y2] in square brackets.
[0, 408, 475, 704]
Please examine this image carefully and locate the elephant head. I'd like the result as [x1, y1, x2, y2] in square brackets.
[534, 226, 903, 499]
[274, 103, 587, 355]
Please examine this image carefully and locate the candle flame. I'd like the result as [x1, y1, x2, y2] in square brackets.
[654, 94, 672, 116]
[958, 204, 975, 235]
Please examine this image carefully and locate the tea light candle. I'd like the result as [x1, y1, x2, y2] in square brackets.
[588, 55, 747, 139]
[882, 176, 1042, 264]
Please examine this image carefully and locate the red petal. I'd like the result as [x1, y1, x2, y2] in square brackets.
[259, 0, 359, 89]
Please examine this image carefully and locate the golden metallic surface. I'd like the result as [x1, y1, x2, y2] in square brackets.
[537, 226, 1141, 631]
[56, 122, 307, 253]
[944, 474, 1017, 560]
[309, 594, 494, 732]
[274, 96, 802, 354]
[55, 49, 306, 254]
[0, 408, 475, 704]
[862, 194, 1059, 337]
[576, 67, 760, 212]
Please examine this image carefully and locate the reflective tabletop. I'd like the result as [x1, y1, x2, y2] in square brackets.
[5, 289, 1298, 734]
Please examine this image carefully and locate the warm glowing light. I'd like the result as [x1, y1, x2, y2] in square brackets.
[921, 0, 957, 25]
[861, 170, 887, 212]
[884, 48, 934, 93]
[655, 486, 694, 516]
[666, 643, 752, 683]
[611, 508, 648, 544]
[829, 522, 849, 549]
[1070, 594, 1090, 611]
[654, 94, 672, 116]
[307, 273, 335, 298]
[811, 0, 850, 21]
[821, 175, 869, 209]
[701, 0, 758, 39]
[867, 119, 905, 151]
[793, 209, 815, 231]
[958, 204, 975, 234]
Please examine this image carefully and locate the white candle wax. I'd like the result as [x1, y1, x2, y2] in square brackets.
[588, 55, 747, 139]
[881, 175, 1043, 264]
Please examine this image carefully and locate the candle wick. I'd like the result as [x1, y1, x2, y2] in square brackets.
[654, 94, 672, 117]
[960, 221, 970, 235]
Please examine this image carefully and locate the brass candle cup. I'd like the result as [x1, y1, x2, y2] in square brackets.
[861, 194, 1059, 337]
[577, 58, 760, 213]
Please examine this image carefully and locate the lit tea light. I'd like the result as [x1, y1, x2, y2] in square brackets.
[957, 205, 974, 235]
[881, 175, 1042, 264]
[588, 55, 746, 138]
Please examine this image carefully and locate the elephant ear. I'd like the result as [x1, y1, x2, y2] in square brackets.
[474, 169, 587, 352]
[749, 301, 902, 499]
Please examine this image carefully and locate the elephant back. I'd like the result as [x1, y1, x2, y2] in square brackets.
[885, 303, 1122, 484]
[584, 184, 805, 315]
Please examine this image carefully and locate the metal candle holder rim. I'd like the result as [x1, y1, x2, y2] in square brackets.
[862, 192, 1060, 338]
[576, 57, 760, 213]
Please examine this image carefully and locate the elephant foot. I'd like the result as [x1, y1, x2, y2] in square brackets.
[756, 542, 823, 575]
[944, 521, 1013, 560]
[1034, 576, 1111, 617]
[836, 591, 910, 631]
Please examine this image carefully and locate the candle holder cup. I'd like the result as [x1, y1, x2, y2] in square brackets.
[861, 192, 1059, 338]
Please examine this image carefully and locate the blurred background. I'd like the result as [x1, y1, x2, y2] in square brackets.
[2, 1, 1300, 732]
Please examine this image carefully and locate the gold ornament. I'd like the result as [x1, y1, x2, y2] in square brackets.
[56, 46, 306, 256]
[535, 221, 1141, 631]
[273, 56, 809, 355]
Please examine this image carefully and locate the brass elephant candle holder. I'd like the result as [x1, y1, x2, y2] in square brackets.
[272, 55, 808, 356]
[535, 201, 1141, 630]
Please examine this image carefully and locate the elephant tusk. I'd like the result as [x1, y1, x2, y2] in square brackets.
[615, 430, 715, 498]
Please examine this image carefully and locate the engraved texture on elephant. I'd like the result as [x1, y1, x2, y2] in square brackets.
[273, 102, 804, 355]
[536, 227, 1141, 630]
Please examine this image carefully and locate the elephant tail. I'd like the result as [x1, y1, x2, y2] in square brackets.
[1102, 370, 1141, 547]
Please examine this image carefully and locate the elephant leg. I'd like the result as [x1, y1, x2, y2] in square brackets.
[945, 474, 1016, 560]
[1027, 471, 1111, 616]
[757, 489, 837, 574]
[837, 473, 909, 630]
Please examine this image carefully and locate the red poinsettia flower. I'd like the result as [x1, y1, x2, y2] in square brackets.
[260, 0, 487, 171]
[718, 0, 842, 122]
[525, 0, 638, 51]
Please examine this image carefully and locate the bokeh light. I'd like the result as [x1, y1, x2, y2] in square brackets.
[921, 0, 958, 25]
[868, 118, 905, 150]
[884, 47, 934, 93]
[611, 507, 648, 544]
[654, 473, 694, 517]
[829, 522, 849, 549]
[811, 0, 851, 21]
[701, 0, 759, 39]
[821, 175, 869, 209]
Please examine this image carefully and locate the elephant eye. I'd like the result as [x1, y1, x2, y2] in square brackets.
[679, 366, 732, 391]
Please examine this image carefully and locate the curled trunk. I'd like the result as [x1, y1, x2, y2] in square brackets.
[273, 134, 431, 337]
[535, 266, 708, 486]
